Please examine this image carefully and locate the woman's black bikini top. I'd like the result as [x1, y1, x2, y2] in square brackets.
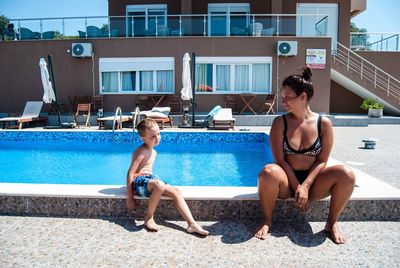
[282, 114, 322, 156]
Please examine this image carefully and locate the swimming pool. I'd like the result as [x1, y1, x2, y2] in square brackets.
[0, 131, 273, 187]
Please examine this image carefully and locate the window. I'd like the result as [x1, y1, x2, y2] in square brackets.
[99, 58, 174, 94]
[195, 57, 272, 94]
[126, 4, 167, 36]
[208, 3, 250, 36]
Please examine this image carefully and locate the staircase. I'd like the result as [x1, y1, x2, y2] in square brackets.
[331, 42, 400, 115]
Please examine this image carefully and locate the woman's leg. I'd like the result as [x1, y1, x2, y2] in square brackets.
[255, 164, 292, 240]
[309, 165, 356, 244]
[145, 180, 166, 231]
[163, 185, 208, 236]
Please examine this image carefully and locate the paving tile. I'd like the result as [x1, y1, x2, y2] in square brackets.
[1, 216, 400, 267]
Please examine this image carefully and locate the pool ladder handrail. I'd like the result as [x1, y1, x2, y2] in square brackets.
[132, 106, 140, 138]
[112, 106, 123, 133]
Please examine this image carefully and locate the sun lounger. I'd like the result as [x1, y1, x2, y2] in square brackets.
[0, 101, 47, 129]
[97, 115, 132, 130]
[211, 108, 236, 130]
[194, 105, 222, 127]
[140, 107, 172, 129]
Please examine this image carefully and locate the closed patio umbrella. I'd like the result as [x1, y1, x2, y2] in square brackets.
[39, 58, 56, 104]
[181, 52, 193, 101]
[39, 55, 65, 127]
[180, 52, 197, 126]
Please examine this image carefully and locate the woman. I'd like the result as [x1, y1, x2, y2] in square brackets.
[255, 67, 355, 244]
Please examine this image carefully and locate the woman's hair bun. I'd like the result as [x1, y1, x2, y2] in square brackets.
[301, 66, 312, 82]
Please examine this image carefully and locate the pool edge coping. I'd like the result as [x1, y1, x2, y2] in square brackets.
[2, 160, 400, 201]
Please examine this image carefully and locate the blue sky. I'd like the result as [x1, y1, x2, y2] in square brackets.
[352, 0, 400, 33]
[0, 0, 399, 33]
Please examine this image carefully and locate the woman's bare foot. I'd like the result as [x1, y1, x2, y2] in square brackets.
[254, 221, 271, 240]
[325, 222, 346, 244]
[144, 217, 159, 232]
[187, 222, 209, 236]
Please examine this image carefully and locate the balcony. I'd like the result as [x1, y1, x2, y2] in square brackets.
[351, 32, 400, 52]
[6, 14, 329, 40]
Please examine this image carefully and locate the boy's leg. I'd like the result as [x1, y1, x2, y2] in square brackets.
[144, 179, 165, 231]
[163, 185, 209, 236]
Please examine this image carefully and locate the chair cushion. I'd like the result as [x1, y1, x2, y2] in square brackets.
[142, 107, 171, 118]
[141, 111, 168, 118]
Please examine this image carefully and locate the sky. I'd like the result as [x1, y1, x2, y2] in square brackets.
[0, 0, 399, 33]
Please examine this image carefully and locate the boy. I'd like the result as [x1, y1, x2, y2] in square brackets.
[126, 118, 209, 236]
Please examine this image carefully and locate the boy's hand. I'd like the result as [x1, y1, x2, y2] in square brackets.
[126, 198, 135, 209]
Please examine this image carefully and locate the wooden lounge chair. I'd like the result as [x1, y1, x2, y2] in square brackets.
[194, 105, 222, 127]
[140, 107, 172, 129]
[97, 115, 132, 130]
[211, 108, 235, 130]
[0, 101, 47, 129]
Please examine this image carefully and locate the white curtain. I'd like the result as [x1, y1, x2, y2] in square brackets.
[216, 65, 230, 91]
[157, 70, 173, 92]
[102, 72, 118, 92]
[235, 65, 249, 92]
[140, 71, 153, 91]
[121, 71, 135, 91]
[195, 64, 207, 92]
[252, 64, 270, 92]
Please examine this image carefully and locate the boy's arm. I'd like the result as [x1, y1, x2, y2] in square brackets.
[126, 151, 145, 209]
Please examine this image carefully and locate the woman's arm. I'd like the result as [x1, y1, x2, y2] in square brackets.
[270, 117, 301, 192]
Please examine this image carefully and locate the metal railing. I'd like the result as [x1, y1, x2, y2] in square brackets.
[7, 13, 329, 40]
[332, 41, 400, 104]
[112, 106, 123, 133]
[350, 32, 400, 52]
[132, 106, 140, 139]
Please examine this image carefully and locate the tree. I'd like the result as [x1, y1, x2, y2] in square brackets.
[0, 15, 10, 40]
[350, 22, 368, 49]
[100, 23, 109, 35]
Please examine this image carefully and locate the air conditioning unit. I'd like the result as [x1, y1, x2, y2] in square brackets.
[72, 43, 93, 57]
[277, 41, 298, 56]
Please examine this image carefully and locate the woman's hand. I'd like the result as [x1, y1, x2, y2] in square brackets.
[294, 185, 309, 212]
[126, 198, 135, 209]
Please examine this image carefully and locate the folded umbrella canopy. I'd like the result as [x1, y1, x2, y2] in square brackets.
[181, 52, 193, 101]
[39, 58, 56, 104]
[180, 52, 197, 126]
[39, 55, 66, 127]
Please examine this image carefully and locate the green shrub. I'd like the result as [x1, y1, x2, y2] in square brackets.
[360, 98, 384, 110]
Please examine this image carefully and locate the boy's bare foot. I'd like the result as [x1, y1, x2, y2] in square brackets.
[254, 221, 271, 240]
[325, 222, 346, 244]
[187, 222, 209, 236]
[144, 217, 160, 232]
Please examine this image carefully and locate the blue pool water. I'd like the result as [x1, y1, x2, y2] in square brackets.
[0, 131, 273, 187]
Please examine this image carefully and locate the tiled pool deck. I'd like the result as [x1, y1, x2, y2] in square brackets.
[1, 123, 400, 266]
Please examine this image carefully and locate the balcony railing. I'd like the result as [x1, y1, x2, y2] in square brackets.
[350, 32, 400, 52]
[6, 14, 329, 40]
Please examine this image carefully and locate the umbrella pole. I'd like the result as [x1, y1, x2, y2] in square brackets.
[47, 54, 61, 126]
[191, 52, 196, 126]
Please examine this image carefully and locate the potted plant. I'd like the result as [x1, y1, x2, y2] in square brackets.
[360, 98, 384, 118]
